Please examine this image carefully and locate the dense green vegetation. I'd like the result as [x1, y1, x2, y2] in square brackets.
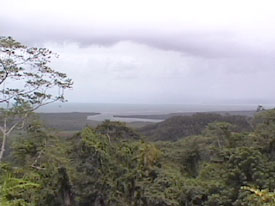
[1, 109, 275, 205]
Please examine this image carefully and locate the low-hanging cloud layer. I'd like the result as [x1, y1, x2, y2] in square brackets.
[1, 0, 275, 104]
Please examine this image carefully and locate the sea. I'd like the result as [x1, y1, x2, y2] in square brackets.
[36, 103, 275, 123]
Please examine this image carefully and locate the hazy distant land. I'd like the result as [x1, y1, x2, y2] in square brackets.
[38, 112, 100, 131]
[38, 112, 154, 131]
[38, 110, 257, 132]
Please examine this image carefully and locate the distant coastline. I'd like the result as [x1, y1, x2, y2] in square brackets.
[35, 102, 275, 131]
[36, 110, 258, 132]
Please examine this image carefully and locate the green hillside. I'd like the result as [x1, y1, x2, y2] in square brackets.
[139, 113, 252, 141]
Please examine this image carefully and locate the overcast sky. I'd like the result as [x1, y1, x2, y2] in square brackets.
[1, 0, 275, 104]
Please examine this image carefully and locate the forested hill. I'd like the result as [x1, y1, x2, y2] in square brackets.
[115, 110, 256, 120]
[139, 113, 252, 141]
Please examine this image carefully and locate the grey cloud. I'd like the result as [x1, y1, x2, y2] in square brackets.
[40, 41, 275, 104]
[2, 0, 275, 104]
[1, 15, 274, 60]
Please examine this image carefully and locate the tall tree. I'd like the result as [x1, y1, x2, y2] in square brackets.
[0, 36, 73, 161]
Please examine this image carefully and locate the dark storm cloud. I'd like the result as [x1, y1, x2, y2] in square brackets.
[1, 17, 271, 59]
[1, 0, 275, 60]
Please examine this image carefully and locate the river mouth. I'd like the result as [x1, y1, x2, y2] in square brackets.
[38, 103, 274, 123]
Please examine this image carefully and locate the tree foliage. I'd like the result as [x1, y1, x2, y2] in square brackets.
[0, 36, 73, 162]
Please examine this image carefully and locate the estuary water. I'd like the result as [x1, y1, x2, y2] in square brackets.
[36, 102, 274, 123]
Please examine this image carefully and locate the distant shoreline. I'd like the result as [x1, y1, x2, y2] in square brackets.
[37, 110, 257, 121]
[37, 112, 100, 115]
[36, 110, 258, 131]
